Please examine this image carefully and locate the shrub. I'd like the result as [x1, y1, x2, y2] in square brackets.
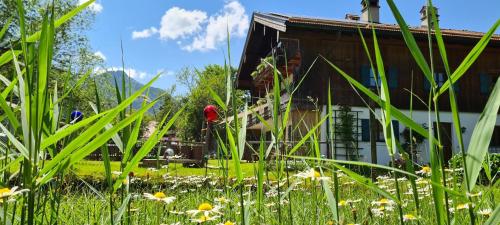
[448, 153, 499, 184]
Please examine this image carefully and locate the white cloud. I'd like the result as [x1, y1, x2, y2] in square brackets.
[183, 1, 249, 52]
[159, 7, 207, 40]
[132, 27, 158, 39]
[94, 51, 106, 61]
[130, 1, 249, 52]
[78, 0, 103, 13]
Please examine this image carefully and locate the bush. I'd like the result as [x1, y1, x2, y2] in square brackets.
[448, 153, 499, 184]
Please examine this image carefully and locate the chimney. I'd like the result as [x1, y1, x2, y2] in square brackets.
[420, 5, 439, 27]
[361, 0, 380, 23]
[345, 14, 360, 21]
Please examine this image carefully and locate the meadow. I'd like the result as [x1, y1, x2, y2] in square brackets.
[0, 0, 499, 225]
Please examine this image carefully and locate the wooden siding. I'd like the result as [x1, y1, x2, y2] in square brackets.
[279, 28, 500, 113]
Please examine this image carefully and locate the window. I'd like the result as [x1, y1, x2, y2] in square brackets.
[490, 126, 500, 153]
[424, 72, 459, 91]
[480, 73, 493, 94]
[361, 119, 400, 142]
[361, 65, 398, 89]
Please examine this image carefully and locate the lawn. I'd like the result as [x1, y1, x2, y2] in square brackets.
[72, 160, 259, 180]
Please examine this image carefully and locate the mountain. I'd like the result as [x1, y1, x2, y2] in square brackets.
[99, 70, 165, 113]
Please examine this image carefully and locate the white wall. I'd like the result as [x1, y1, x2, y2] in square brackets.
[319, 105, 500, 166]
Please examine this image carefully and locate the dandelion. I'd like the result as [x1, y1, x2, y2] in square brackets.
[416, 166, 431, 176]
[477, 208, 492, 217]
[403, 214, 418, 221]
[143, 192, 176, 204]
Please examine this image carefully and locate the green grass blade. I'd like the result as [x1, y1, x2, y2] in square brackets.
[465, 78, 500, 191]
[257, 135, 265, 210]
[238, 104, 248, 160]
[94, 79, 112, 187]
[372, 29, 395, 156]
[0, 74, 19, 98]
[11, 49, 32, 150]
[0, 17, 12, 40]
[252, 110, 272, 131]
[0, 50, 20, 68]
[428, 116, 447, 225]
[112, 194, 131, 225]
[277, 96, 293, 140]
[227, 125, 243, 183]
[208, 87, 227, 111]
[122, 97, 147, 164]
[0, 89, 20, 130]
[0, 123, 29, 159]
[320, 168, 338, 222]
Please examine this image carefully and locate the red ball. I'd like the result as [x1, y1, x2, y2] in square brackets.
[203, 105, 218, 122]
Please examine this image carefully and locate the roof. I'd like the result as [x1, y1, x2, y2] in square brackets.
[254, 12, 500, 41]
[236, 12, 500, 90]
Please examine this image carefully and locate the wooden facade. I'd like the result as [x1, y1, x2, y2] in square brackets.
[237, 13, 500, 114]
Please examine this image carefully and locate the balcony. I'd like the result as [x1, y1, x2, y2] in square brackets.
[251, 38, 301, 91]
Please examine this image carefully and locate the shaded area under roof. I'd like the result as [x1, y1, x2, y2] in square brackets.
[236, 12, 500, 90]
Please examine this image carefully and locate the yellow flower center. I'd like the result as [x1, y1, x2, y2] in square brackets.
[313, 170, 321, 178]
[198, 203, 213, 211]
[0, 188, 11, 197]
[199, 215, 210, 222]
[379, 198, 389, 204]
[404, 214, 416, 220]
[153, 192, 166, 199]
[338, 200, 347, 206]
[422, 166, 431, 173]
[224, 221, 235, 225]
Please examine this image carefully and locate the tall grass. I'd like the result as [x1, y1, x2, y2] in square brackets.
[0, 0, 498, 224]
[0, 0, 182, 224]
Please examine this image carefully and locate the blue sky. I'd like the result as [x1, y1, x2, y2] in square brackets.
[84, 0, 500, 94]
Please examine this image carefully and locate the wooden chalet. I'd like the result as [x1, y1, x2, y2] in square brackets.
[236, 0, 500, 165]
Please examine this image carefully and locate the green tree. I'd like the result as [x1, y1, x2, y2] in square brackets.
[1, 0, 104, 117]
[174, 65, 245, 141]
